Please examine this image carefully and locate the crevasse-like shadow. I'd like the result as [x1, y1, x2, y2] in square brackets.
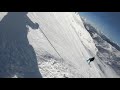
[0, 12, 42, 78]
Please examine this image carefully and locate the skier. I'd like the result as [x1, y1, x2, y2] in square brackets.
[87, 57, 95, 65]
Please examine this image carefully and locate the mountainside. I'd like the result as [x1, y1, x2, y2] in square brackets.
[82, 18, 120, 75]
[0, 12, 119, 78]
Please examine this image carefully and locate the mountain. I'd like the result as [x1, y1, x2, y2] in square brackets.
[82, 17, 120, 75]
[0, 12, 119, 78]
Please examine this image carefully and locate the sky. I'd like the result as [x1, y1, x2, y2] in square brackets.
[79, 12, 120, 46]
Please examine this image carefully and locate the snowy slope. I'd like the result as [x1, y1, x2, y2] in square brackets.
[0, 12, 118, 78]
[82, 18, 120, 77]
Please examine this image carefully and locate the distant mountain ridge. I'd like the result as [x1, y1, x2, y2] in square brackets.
[81, 17, 120, 75]
[81, 17, 120, 51]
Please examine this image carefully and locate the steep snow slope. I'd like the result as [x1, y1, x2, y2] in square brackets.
[0, 12, 118, 78]
[27, 12, 100, 78]
[82, 18, 120, 77]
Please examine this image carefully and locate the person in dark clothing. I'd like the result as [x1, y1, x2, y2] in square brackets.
[87, 57, 95, 65]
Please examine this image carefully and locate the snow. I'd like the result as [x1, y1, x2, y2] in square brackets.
[0, 12, 119, 78]
[82, 19, 120, 77]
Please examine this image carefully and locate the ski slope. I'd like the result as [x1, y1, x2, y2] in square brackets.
[0, 12, 119, 78]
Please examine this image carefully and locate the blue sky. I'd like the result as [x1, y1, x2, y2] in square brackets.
[79, 12, 120, 46]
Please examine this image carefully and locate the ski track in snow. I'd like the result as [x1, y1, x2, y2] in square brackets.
[0, 12, 119, 78]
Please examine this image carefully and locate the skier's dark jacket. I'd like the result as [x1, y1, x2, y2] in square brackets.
[89, 57, 95, 62]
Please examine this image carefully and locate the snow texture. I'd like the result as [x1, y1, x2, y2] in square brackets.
[0, 12, 119, 78]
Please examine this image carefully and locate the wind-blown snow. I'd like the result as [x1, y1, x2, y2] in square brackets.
[0, 12, 119, 78]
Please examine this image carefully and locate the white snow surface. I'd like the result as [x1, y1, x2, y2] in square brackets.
[0, 12, 119, 78]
